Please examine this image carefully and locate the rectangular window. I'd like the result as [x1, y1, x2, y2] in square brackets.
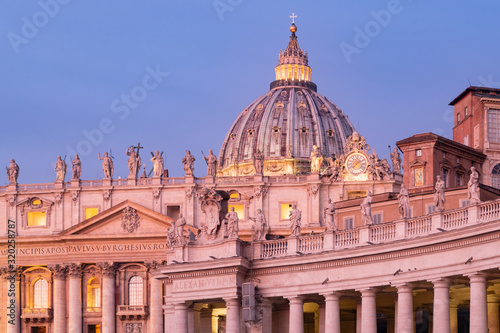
[415, 149, 422, 157]
[488, 109, 500, 143]
[85, 207, 99, 220]
[442, 169, 448, 187]
[427, 205, 437, 214]
[373, 213, 382, 225]
[461, 200, 471, 207]
[280, 203, 294, 220]
[27, 212, 47, 227]
[456, 174, 462, 187]
[228, 204, 245, 220]
[344, 217, 354, 230]
[166, 205, 181, 220]
[464, 135, 469, 146]
[347, 191, 366, 200]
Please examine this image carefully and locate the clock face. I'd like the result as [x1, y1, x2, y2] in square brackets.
[346, 153, 368, 175]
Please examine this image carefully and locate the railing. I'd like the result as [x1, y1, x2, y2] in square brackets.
[443, 208, 468, 228]
[370, 223, 396, 242]
[406, 217, 432, 236]
[335, 229, 360, 248]
[21, 308, 53, 317]
[85, 307, 101, 312]
[260, 239, 288, 258]
[299, 234, 324, 253]
[479, 200, 500, 222]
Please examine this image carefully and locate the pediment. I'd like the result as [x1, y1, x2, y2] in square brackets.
[409, 159, 427, 167]
[60, 200, 174, 237]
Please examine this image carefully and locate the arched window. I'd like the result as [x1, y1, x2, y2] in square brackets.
[87, 278, 101, 309]
[492, 164, 500, 189]
[33, 278, 48, 308]
[129, 275, 143, 306]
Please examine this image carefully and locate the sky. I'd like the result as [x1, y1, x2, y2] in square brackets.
[1, 0, 500, 184]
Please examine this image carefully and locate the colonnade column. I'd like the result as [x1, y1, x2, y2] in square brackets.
[288, 296, 304, 333]
[51, 265, 67, 333]
[68, 263, 82, 333]
[396, 284, 414, 333]
[487, 295, 500, 333]
[225, 298, 241, 333]
[174, 302, 189, 333]
[360, 288, 377, 333]
[261, 298, 273, 332]
[469, 273, 488, 333]
[99, 262, 116, 333]
[150, 277, 163, 333]
[432, 278, 450, 333]
[323, 292, 341, 332]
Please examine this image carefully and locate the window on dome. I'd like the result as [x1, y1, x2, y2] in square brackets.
[247, 129, 255, 136]
[272, 126, 280, 134]
[300, 127, 308, 134]
[492, 164, 500, 189]
[326, 129, 334, 137]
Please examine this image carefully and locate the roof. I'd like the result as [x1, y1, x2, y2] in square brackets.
[449, 86, 500, 105]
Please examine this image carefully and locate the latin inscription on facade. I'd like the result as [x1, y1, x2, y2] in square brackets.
[173, 276, 235, 291]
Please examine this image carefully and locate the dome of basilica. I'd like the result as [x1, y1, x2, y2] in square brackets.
[217, 24, 356, 177]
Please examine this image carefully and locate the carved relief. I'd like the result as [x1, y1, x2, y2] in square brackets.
[185, 186, 197, 202]
[6, 195, 16, 207]
[67, 263, 82, 278]
[102, 190, 111, 202]
[307, 184, 319, 197]
[97, 262, 116, 278]
[253, 185, 269, 199]
[121, 206, 140, 233]
[144, 261, 159, 270]
[71, 191, 80, 204]
[54, 193, 63, 205]
[265, 163, 284, 172]
[49, 264, 68, 279]
[198, 187, 223, 240]
[126, 323, 142, 333]
[152, 188, 161, 203]
[240, 166, 255, 175]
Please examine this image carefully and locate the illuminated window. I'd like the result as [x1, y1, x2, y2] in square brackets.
[33, 278, 48, 308]
[87, 278, 101, 308]
[300, 126, 308, 134]
[229, 192, 239, 199]
[85, 207, 99, 220]
[272, 126, 280, 134]
[31, 199, 42, 206]
[347, 191, 365, 200]
[280, 203, 294, 220]
[27, 211, 47, 227]
[129, 275, 143, 306]
[326, 129, 334, 137]
[228, 204, 245, 220]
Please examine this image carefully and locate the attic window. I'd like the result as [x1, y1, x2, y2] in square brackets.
[416, 149, 422, 157]
[300, 127, 308, 134]
[327, 129, 334, 137]
[230, 133, 236, 140]
[247, 129, 255, 136]
[272, 126, 280, 134]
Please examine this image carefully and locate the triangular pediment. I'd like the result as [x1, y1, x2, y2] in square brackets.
[60, 200, 175, 237]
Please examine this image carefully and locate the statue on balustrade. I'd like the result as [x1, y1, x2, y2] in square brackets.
[182, 150, 196, 176]
[54, 156, 67, 182]
[289, 204, 302, 236]
[249, 208, 268, 241]
[225, 207, 239, 239]
[71, 154, 81, 180]
[253, 149, 264, 175]
[361, 191, 373, 225]
[468, 166, 481, 204]
[310, 145, 323, 173]
[391, 147, 402, 174]
[98, 152, 114, 179]
[398, 184, 410, 218]
[150, 150, 164, 178]
[202, 149, 217, 177]
[6, 159, 19, 185]
[324, 198, 337, 230]
[126, 144, 142, 179]
[434, 175, 446, 211]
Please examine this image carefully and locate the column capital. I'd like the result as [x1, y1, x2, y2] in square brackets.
[173, 302, 189, 310]
[49, 264, 68, 280]
[67, 263, 82, 278]
[468, 272, 488, 283]
[224, 297, 240, 305]
[97, 262, 116, 278]
[286, 295, 305, 305]
[395, 283, 414, 293]
[358, 288, 377, 297]
[323, 291, 341, 302]
[431, 277, 451, 288]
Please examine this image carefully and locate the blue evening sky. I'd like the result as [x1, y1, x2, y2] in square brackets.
[1, 1, 499, 184]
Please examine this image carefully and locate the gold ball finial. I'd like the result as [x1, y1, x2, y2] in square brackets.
[290, 23, 297, 33]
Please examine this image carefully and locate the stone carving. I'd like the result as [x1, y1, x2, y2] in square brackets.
[310, 145, 323, 173]
[307, 184, 319, 197]
[150, 150, 164, 178]
[391, 147, 402, 174]
[398, 184, 410, 218]
[126, 144, 143, 179]
[6, 159, 19, 184]
[249, 209, 268, 241]
[434, 176, 446, 211]
[368, 150, 391, 181]
[71, 191, 80, 204]
[343, 131, 370, 153]
[66, 263, 82, 278]
[361, 191, 373, 225]
[182, 150, 196, 176]
[167, 215, 187, 247]
[225, 207, 239, 239]
[54, 193, 63, 205]
[6, 195, 16, 207]
[144, 261, 160, 270]
[71, 155, 81, 180]
[253, 149, 264, 175]
[203, 149, 218, 177]
[49, 264, 67, 279]
[254, 185, 268, 199]
[185, 186, 196, 202]
[289, 204, 301, 236]
[98, 152, 114, 179]
[265, 163, 283, 172]
[121, 206, 140, 233]
[102, 190, 111, 202]
[468, 166, 481, 204]
[54, 156, 67, 182]
[152, 188, 161, 203]
[198, 187, 223, 240]
[126, 323, 142, 333]
[324, 198, 337, 230]
[97, 262, 116, 277]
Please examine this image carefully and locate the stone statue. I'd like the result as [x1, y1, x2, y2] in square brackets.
[182, 150, 195, 176]
[468, 166, 481, 204]
[6, 159, 19, 185]
[71, 155, 81, 180]
[54, 156, 67, 182]
[434, 175, 446, 211]
[225, 207, 239, 239]
[253, 149, 264, 175]
[199, 187, 223, 240]
[203, 149, 217, 177]
[289, 204, 301, 236]
[150, 150, 164, 178]
[398, 184, 410, 218]
[310, 145, 323, 173]
[249, 208, 268, 241]
[391, 147, 402, 173]
[324, 198, 337, 230]
[166, 220, 176, 248]
[175, 214, 187, 245]
[361, 191, 373, 225]
[98, 152, 114, 179]
[126, 145, 142, 179]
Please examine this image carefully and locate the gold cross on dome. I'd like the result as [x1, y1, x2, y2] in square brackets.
[290, 13, 297, 24]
